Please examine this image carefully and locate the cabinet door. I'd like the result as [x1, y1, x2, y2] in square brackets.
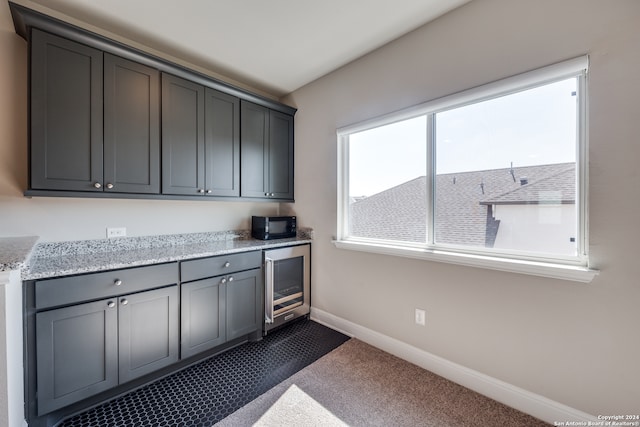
[240, 101, 269, 198]
[226, 269, 263, 341]
[30, 29, 103, 191]
[36, 299, 118, 415]
[268, 110, 294, 200]
[205, 88, 240, 197]
[118, 286, 179, 383]
[180, 277, 226, 359]
[104, 54, 160, 194]
[161, 73, 205, 195]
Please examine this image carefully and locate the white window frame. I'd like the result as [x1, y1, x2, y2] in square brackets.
[334, 56, 598, 283]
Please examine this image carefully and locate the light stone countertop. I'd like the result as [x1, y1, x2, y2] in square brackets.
[0, 230, 312, 281]
[0, 236, 39, 273]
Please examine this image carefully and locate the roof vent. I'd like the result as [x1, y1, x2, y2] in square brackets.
[520, 177, 528, 186]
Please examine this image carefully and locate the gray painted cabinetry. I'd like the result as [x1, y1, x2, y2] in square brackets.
[180, 251, 262, 359]
[32, 263, 179, 415]
[15, 4, 296, 201]
[27, 251, 264, 424]
[162, 74, 240, 197]
[241, 101, 294, 200]
[31, 29, 160, 194]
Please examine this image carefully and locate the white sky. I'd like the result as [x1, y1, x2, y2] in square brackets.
[348, 78, 578, 197]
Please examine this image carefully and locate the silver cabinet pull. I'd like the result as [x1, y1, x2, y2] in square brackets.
[206, 189, 212, 194]
[198, 189, 205, 194]
[220, 278, 227, 284]
[107, 301, 115, 308]
[120, 298, 128, 305]
[228, 276, 234, 282]
[106, 183, 114, 189]
[94, 182, 102, 189]
[114, 279, 122, 286]
[224, 261, 231, 268]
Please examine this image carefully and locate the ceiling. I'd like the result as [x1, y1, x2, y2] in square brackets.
[29, 0, 472, 97]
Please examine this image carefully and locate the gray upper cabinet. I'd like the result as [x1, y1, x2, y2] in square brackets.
[104, 53, 160, 194]
[30, 29, 104, 192]
[240, 101, 294, 201]
[30, 29, 160, 194]
[14, 5, 295, 201]
[204, 88, 240, 197]
[162, 73, 240, 197]
[161, 73, 205, 195]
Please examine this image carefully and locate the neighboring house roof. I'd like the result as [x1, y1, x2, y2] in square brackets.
[480, 164, 575, 205]
[349, 162, 575, 247]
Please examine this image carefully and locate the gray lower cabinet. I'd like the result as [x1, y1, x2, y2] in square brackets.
[180, 252, 263, 358]
[35, 298, 118, 415]
[240, 101, 294, 201]
[33, 263, 179, 416]
[180, 277, 226, 359]
[117, 286, 179, 383]
[226, 269, 262, 341]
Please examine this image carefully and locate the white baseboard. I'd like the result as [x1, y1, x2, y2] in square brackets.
[310, 307, 597, 425]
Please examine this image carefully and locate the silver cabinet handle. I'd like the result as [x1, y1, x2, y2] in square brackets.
[198, 189, 205, 194]
[114, 279, 122, 286]
[94, 182, 102, 189]
[107, 301, 115, 308]
[206, 189, 212, 194]
[224, 261, 231, 268]
[228, 276, 234, 282]
[220, 278, 227, 284]
[120, 298, 128, 305]
[265, 257, 274, 324]
[106, 183, 114, 189]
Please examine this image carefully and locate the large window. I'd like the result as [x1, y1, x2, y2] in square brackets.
[336, 57, 596, 282]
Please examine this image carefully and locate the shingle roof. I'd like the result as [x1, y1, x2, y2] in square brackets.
[480, 164, 575, 205]
[349, 162, 575, 247]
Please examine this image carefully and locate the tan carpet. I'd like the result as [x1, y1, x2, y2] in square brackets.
[215, 339, 549, 426]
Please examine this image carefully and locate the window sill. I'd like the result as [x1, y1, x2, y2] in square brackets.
[332, 240, 598, 283]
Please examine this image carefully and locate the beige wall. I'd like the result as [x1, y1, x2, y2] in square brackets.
[0, 1, 279, 242]
[283, 0, 640, 416]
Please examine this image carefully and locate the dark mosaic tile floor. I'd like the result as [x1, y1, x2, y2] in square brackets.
[59, 319, 350, 427]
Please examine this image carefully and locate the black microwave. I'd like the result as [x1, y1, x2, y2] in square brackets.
[252, 216, 297, 240]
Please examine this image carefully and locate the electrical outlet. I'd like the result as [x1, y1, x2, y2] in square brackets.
[414, 308, 426, 326]
[106, 227, 126, 238]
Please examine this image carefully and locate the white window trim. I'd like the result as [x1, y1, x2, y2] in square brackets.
[335, 56, 599, 283]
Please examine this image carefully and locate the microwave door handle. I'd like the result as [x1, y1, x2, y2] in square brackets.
[265, 257, 274, 324]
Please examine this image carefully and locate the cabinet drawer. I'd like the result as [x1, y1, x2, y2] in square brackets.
[181, 251, 261, 283]
[35, 262, 178, 310]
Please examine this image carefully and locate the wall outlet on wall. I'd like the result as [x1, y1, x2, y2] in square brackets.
[106, 227, 127, 238]
[414, 308, 426, 326]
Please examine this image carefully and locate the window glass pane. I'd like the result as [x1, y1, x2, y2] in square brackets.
[434, 78, 578, 256]
[348, 116, 427, 243]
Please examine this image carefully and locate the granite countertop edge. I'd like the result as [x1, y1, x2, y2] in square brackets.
[0, 229, 313, 281]
[0, 236, 40, 274]
[23, 237, 312, 281]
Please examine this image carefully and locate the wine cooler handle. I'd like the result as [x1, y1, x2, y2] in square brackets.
[265, 257, 274, 324]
